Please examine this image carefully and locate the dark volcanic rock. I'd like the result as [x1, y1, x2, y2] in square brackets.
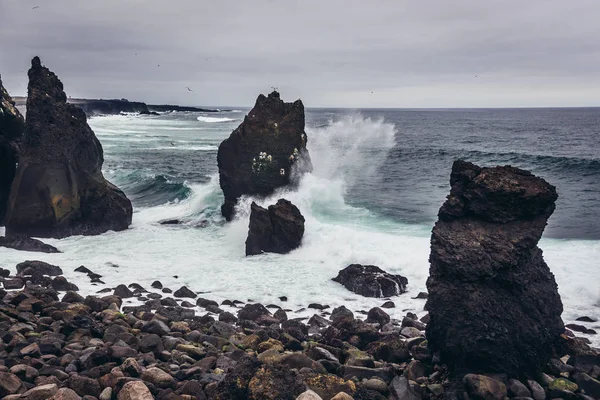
[217, 91, 312, 220]
[245, 199, 305, 256]
[426, 160, 564, 375]
[332, 264, 408, 298]
[0, 235, 60, 253]
[5, 57, 132, 238]
[0, 74, 25, 226]
[16, 260, 63, 276]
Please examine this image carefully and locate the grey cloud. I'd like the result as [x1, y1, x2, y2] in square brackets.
[1, 0, 599, 107]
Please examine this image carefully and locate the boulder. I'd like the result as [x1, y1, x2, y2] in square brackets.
[332, 264, 408, 297]
[0, 74, 25, 226]
[117, 381, 153, 400]
[248, 364, 305, 400]
[217, 91, 312, 220]
[463, 374, 507, 400]
[426, 160, 564, 375]
[16, 260, 63, 276]
[5, 57, 132, 238]
[0, 235, 60, 253]
[246, 199, 305, 255]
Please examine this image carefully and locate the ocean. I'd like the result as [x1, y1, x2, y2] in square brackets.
[1, 107, 599, 345]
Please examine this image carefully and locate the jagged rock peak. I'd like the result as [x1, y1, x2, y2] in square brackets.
[217, 91, 312, 221]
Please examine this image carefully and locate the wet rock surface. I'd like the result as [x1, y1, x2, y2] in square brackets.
[217, 91, 312, 220]
[332, 264, 408, 297]
[245, 199, 305, 255]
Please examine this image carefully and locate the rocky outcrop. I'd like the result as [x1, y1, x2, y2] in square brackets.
[4, 57, 132, 238]
[217, 91, 312, 220]
[245, 199, 305, 255]
[0, 235, 60, 253]
[426, 160, 564, 376]
[332, 264, 408, 297]
[0, 74, 25, 225]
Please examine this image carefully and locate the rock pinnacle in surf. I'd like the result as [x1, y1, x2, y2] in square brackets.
[425, 160, 564, 376]
[217, 91, 312, 221]
[5, 56, 133, 238]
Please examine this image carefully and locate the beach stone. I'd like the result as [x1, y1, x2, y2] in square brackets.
[68, 375, 101, 397]
[3, 278, 24, 289]
[0, 372, 23, 397]
[404, 360, 429, 381]
[526, 379, 546, 400]
[141, 367, 175, 389]
[62, 291, 85, 303]
[114, 284, 134, 298]
[389, 376, 420, 400]
[217, 90, 312, 220]
[247, 364, 305, 400]
[174, 285, 196, 298]
[332, 264, 407, 297]
[238, 303, 271, 322]
[8, 365, 38, 382]
[381, 301, 395, 308]
[16, 260, 63, 276]
[4, 56, 132, 238]
[463, 374, 507, 400]
[246, 199, 305, 255]
[99, 387, 112, 400]
[366, 307, 390, 326]
[117, 381, 153, 400]
[572, 372, 600, 398]
[214, 355, 262, 400]
[296, 389, 323, 400]
[364, 378, 388, 393]
[508, 379, 532, 398]
[49, 388, 82, 400]
[330, 393, 354, 400]
[141, 319, 170, 335]
[121, 358, 142, 377]
[426, 160, 564, 375]
[51, 276, 79, 291]
[548, 377, 578, 392]
[331, 306, 354, 322]
[22, 383, 58, 400]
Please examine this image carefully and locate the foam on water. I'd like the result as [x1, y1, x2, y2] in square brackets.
[197, 116, 236, 123]
[0, 111, 598, 346]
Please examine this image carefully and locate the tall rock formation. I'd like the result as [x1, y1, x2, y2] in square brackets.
[0, 74, 25, 225]
[217, 91, 312, 220]
[5, 57, 132, 238]
[425, 160, 564, 376]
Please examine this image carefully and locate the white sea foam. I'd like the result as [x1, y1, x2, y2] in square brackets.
[152, 145, 218, 151]
[197, 116, 236, 123]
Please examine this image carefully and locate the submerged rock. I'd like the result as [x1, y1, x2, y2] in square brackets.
[245, 199, 305, 255]
[5, 57, 132, 238]
[426, 160, 564, 375]
[0, 74, 25, 226]
[332, 264, 408, 297]
[0, 235, 60, 253]
[217, 91, 312, 220]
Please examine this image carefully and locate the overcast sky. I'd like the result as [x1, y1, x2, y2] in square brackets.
[1, 0, 599, 108]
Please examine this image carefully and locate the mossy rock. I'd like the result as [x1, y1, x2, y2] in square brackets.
[549, 378, 578, 392]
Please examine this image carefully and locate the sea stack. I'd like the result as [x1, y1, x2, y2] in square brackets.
[5, 57, 132, 238]
[217, 91, 312, 220]
[245, 199, 305, 256]
[425, 160, 564, 376]
[0, 74, 25, 225]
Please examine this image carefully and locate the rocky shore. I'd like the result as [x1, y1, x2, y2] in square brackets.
[0, 261, 598, 400]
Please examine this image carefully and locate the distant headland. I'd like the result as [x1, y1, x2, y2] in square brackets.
[12, 96, 221, 117]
